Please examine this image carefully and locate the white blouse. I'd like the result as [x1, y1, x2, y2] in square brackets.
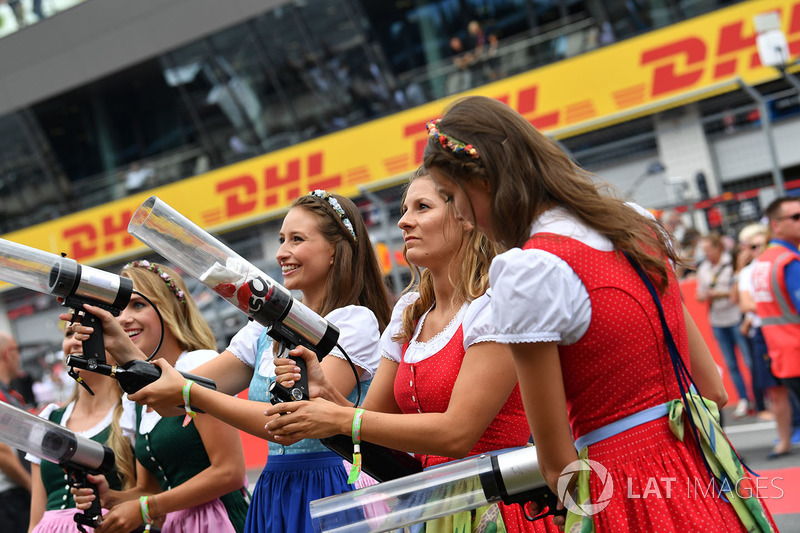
[121, 349, 219, 437]
[489, 204, 656, 346]
[380, 292, 496, 364]
[225, 305, 382, 380]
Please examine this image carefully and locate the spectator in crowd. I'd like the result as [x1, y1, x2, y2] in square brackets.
[737, 223, 800, 459]
[485, 32, 504, 81]
[446, 36, 473, 95]
[0, 332, 31, 533]
[123, 162, 155, 194]
[660, 209, 686, 244]
[751, 196, 800, 459]
[32, 361, 74, 407]
[696, 232, 754, 418]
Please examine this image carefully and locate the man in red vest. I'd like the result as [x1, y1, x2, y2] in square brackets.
[751, 197, 800, 449]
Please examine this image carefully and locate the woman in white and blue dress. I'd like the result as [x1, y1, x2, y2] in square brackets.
[117, 191, 392, 533]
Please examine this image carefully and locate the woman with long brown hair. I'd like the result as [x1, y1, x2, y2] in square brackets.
[267, 171, 560, 532]
[420, 95, 776, 532]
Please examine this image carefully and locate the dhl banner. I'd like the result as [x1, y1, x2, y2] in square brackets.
[3, 0, 799, 269]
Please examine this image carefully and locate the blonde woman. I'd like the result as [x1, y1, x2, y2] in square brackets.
[71, 262, 249, 533]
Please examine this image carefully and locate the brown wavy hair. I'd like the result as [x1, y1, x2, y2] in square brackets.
[423, 96, 679, 292]
[120, 263, 216, 351]
[393, 169, 499, 343]
[291, 193, 392, 331]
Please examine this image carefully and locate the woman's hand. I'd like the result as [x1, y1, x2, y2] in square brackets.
[265, 397, 350, 441]
[128, 359, 186, 415]
[274, 346, 329, 399]
[71, 473, 109, 510]
[94, 498, 147, 533]
[59, 304, 146, 365]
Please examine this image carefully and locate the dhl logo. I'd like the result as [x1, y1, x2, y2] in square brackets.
[49, 0, 800, 265]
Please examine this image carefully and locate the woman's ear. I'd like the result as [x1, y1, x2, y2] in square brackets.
[462, 220, 475, 232]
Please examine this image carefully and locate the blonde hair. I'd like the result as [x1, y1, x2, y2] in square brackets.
[121, 263, 216, 351]
[393, 169, 499, 343]
[423, 96, 680, 292]
[60, 329, 136, 489]
[738, 223, 768, 243]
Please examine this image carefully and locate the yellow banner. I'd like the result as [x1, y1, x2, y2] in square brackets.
[4, 0, 799, 267]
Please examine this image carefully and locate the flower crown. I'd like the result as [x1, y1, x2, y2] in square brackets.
[123, 260, 186, 303]
[308, 190, 357, 242]
[426, 119, 479, 159]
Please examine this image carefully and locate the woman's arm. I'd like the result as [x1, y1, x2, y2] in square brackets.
[683, 303, 728, 408]
[267, 341, 519, 458]
[74, 462, 163, 533]
[141, 413, 246, 522]
[73, 461, 160, 508]
[130, 357, 280, 439]
[0, 443, 30, 490]
[27, 464, 45, 533]
[738, 288, 757, 314]
[508, 341, 577, 493]
[91, 417, 245, 532]
[274, 348, 402, 413]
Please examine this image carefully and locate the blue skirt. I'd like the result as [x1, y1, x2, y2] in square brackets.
[244, 451, 354, 533]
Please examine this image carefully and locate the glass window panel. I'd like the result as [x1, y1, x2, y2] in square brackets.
[208, 24, 300, 155]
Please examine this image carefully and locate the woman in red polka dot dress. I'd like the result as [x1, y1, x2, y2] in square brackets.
[268, 170, 560, 533]
[422, 96, 777, 532]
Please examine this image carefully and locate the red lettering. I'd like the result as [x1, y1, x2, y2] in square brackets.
[790, 3, 800, 55]
[641, 38, 706, 97]
[307, 152, 342, 191]
[714, 21, 759, 77]
[217, 176, 257, 217]
[102, 211, 134, 253]
[264, 160, 301, 208]
[517, 86, 560, 130]
[402, 120, 430, 165]
[62, 224, 97, 262]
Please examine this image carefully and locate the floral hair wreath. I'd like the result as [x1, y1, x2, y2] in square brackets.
[123, 260, 186, 303]
[308, 189, 357, 242]
[426, 119, 480, 159]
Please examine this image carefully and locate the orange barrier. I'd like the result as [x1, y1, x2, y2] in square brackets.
[680, 277, 751, 404]
[237, 391, 270, 470]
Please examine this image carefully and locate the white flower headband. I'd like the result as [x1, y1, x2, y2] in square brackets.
[308, 190, 357, 242]
[123, 260, 186, 303]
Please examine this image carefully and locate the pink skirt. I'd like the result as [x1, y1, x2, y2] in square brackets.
[31, 508, 108, 532]
[162, 497, 236, 533]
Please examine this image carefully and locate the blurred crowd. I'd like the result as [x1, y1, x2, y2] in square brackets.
[663, 205, 800, 460]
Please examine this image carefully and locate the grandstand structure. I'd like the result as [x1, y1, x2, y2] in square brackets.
[1, 0, 798, 371]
